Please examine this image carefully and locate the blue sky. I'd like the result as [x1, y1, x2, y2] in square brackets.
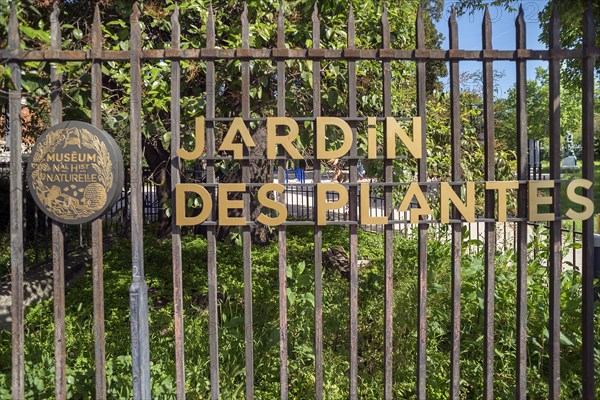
[434, 0, 549, 98]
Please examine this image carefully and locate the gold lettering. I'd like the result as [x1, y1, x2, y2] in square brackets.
[398, 182, 431, 224]
[266, 117, 303, 160]
[528, 180, 555, 222]
[218, 117, 255, 159]
[360, 182, 386, 224]
[486, 181, 519, 222]
[385, 117, 422, 159]
[175, 184, 212, 226]
[257, 183, 287, 226]
[440, 182, 475, 223]
[177, 117, 205, 160]
[367, 117, 378, 159]
[316, 183, 348, 225]
[565, 179, 594, 221]
[316, 117, 352, 160]
[218, 183, 246, 226]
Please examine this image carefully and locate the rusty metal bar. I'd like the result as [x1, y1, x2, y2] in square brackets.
[1, 48, 598, 63]
[482, 8, 496, 399]
[50, 5, 67, 399]
[347, 5, 359, 400]
[205, 5, 220, 400]
[8, 2, 24, 398]
[129, 4, 152, 398]
[91, 4, 107, 399]
[548, 5, 561, 398]
[581, 3, 596, 398]
[448, 7, 461, 399]
[276, 4, 289, 399]
[381, 6, 394, 399]
[416, 7, 428, 399]
[311, 5, 323, 399]
[240, 4, 254, 399]
[170, 4, 186, 399]
[515, 6, 528, 399]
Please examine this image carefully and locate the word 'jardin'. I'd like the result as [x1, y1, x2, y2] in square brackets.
[175, 116, 594, 226]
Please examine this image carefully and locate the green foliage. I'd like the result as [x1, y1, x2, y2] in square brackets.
[1, 225, 598, 398]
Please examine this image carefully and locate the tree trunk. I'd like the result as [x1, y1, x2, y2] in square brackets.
[216, 126, 274, 245]
[143, 138, 171, 238]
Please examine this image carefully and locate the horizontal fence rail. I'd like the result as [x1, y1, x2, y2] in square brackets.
[3, 1, 597, 399]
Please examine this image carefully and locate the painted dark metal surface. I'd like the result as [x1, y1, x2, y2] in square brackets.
[49, 7, 66, 399]
[8, 2, 24, 398]
[415, 7, 428, 399]
[548, 5, 562, 398]
[381, 6, 394, 399]
[347, 5, 359, 400]
[91, 5, 107, 399]
[448, 7, 461, 400]
[4, 2, 597, 399]
[581, 3, 596, 398]
[276, 5, 289, 399]
[169, 4, 186, 399]
[128, 5, 152, 398]
[515, 6, 528, 400]
[205, 5, 220, 400]
[312, 5, 324, 399]
[241, 5, 255, 399]
[482, 8, 496, 400]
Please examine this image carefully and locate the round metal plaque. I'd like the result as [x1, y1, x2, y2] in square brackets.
[27, 121, 124, 225]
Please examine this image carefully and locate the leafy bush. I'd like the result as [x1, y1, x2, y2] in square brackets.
[0, 226, 597, 398]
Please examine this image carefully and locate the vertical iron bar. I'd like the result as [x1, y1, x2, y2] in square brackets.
[170, 4, 186, 399]
[129, 4, 152, 398]
[277, 4, 288, 398]
[515, 6, 528, 399]
[205, 5, 220, 399]
[91, 5, 107, 399]
[482, 8, 496, 399]
[347, 5, 358, 400]
[312, 5, 323, 399]
[581, 3, 595, 397]
[548, 5, 561, 398]
[8, 2, 24, 398]
[241, 4, 254, 399]
[416, 7, 428, 399]
[381, 6, 393, 399]
[448, 8, 461, 399]
[50, 5, 67, 399]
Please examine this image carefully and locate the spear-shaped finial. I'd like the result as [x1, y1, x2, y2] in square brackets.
[51, 2, 61, 49]
[8, 1, 20, 49]
[448, 5, 458, 49]
[515, 4, 525, 48]
[416, 4, 424, 48]
[241, 2, 249, 49]
[171, 2, 180, 48]
[131, 2, 140, 22]
[207, 2, 215, 48]
[549, 1, 559, 48]
[583, 0, 595, 47]
[348, 3, 355, 49]
[482, 5, 492, 49]
[381, 1, 389, 49]
[92, 3, 102, 50]
[277, 0, 285, 48]
[51, 2, 60, 19]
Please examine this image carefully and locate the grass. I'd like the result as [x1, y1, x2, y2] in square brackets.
[0, 226, 599, 398]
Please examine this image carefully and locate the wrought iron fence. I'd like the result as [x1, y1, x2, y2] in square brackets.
[1, 1, 598, 399]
